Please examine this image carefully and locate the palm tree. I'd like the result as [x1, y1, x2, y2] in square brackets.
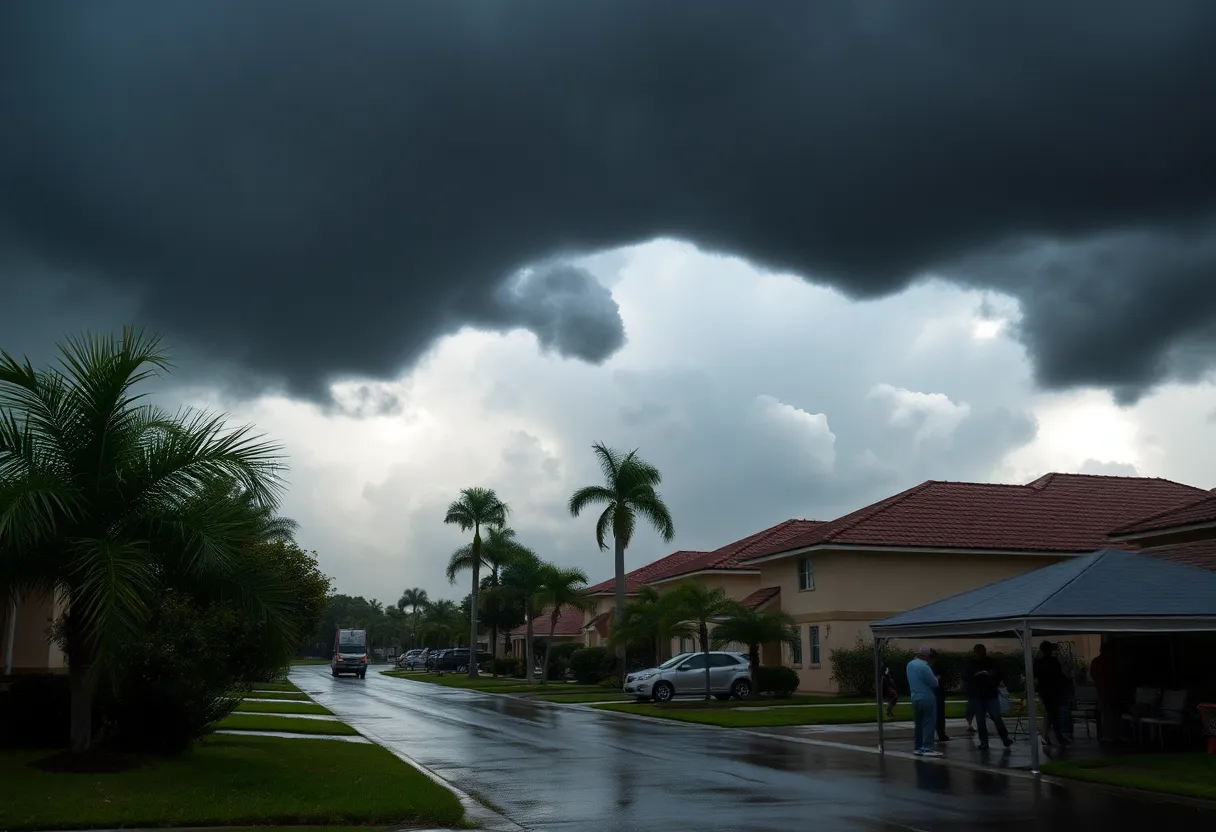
[398, 587, 430, 646]
[476, 526, 531, 657]
[609, 586, 682, 667]
[443, 487, 509, 677]
[568, 443, 674, 664]
[666, 582, 736, 701]
[500, 549, 547, 684]
[0, 329, 293, 753]
[422, 599, 463, 648]
[536, 564, 592, 684]
[710, 606, 797, 700]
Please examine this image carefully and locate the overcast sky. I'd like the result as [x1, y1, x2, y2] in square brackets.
[4, 3, 1216, 602]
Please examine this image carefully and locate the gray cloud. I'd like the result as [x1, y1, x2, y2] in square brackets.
[3, 2, 1216, 401]
[1078, 459, 1140, 477]
[486, 264, 625, 362]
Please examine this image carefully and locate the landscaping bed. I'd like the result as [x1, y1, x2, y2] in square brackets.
[216, 714, 357, 736]
[1043, 753, 1216, 802]
[233, 699, 332, 716]
[594, 701, 967, 728]
[0, 734, 463, 830]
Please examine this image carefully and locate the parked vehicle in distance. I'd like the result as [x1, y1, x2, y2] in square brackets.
[397, 648, 426, 669]
[331, 628, 369, 679]
[429, 647, 493, 673]
[623, 651, 751, 702]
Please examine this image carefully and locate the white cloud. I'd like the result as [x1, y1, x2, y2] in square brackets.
[750, 394, 836, 471]
[868, 383, 972, 446]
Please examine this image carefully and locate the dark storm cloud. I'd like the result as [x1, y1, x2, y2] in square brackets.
[3, 1, 1216, 400]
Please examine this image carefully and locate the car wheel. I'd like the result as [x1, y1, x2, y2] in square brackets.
[358, 671, 366, 679]
[730, 679, 751, 700]
[652, 682, 674, 703]
[331, 670, 339, 678]
[456, 664, 468, 673]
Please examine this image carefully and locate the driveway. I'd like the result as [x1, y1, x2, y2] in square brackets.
[294, 666, 1214, 831]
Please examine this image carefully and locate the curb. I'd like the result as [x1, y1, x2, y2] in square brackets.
[351, 723, 525, 832]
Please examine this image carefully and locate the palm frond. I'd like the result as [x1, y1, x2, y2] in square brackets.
[633, 492, 675, 543]
[568, 485, 615, 519]
[590, 442, 622, 487]
[593, 504, 614, 551]
[446, 543, 478, 583]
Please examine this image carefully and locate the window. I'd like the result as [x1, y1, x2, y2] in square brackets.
[679, 637, 690, 653]
[790, 626, 803, 667]
[709, 654, 741, 667]
[810, 625, 821, 665]
[681, 654, 708, 670]
[798, 557, 815, 591]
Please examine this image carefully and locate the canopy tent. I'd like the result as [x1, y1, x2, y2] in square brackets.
[869, 549, 1216, 771]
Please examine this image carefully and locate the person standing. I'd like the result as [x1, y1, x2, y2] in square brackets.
[907, 646, 942, 757]
[882, 666, 899, 718]
[1033, 641, 1070, 747]
[929, 649, 951, 742]
[962, 644, 1014, 750]
[1089, 642, 1119, 742]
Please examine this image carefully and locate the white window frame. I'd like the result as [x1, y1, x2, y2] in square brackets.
[798, 557, 815, 591]
[809, 625, 821, 667]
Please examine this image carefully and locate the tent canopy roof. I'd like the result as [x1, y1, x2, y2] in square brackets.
[871, 549, 1216, 638]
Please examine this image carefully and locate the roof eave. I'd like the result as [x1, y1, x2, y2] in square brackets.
[743, 542, 1092, 565]
[871, 615, 1216, 639]
[1109, 518, 1216, 542]
[644, 568, 761, 586]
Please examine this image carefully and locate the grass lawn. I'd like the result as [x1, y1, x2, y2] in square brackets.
[216, 714, 358, 736]
[381, 670, 606, 695]
[1043, 754, 1216, 801]
[241, 690, 310, 701]
[234, 699, 332, 716]
[593, 701, 968, 728]
[0, 734, 463, 830]
[253, 680, 301, 692]
[290, 658, 331, 666]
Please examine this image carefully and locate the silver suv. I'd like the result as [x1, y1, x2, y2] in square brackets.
[623, 651, 751, 702]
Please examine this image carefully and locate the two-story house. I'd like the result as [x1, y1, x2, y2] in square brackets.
[740, 473, 1210, 692]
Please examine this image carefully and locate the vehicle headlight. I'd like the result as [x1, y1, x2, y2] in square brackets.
[635, 672, 656, 681]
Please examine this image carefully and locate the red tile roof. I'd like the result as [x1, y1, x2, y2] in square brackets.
[583, 550, 709, 595]
[744, 474, 1209, 559]
[739, 586, 781, 609]
[509, 606, 586, 637]
[1110, 491, 1216, 537]
[1139, 539, 1216, 571]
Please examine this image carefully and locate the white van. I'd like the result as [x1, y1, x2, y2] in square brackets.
[331, 628, 368, 678]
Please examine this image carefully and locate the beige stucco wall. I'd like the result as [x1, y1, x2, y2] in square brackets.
[758, 549, 1093, 692]
[2, 591, 67, 674]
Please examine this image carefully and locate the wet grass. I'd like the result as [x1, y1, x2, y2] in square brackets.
[216, 714, 357, 736]
[234, 699, 332, 716]
[254, 680, 302, 692]
[240, 690, 310, 701]
[595, 701, 968, 727]
[1043, 753, 1216, 801]
[0, 734, 463, 830]
[290, 658, 332, 666]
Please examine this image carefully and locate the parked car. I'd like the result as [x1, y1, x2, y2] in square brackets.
[397, 648, 425, 669]
[429, 647, 493, 673]
[623, 651, 751, 702]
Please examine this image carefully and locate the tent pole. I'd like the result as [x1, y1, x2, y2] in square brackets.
[1020, 625, 1041, 774]
[873, 636, 884, 752]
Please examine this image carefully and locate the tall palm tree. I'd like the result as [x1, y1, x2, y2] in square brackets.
[398, 587, 430, 646]
[500, 549, 547, 684]
[536, 564, 592, 684]
[443, 487, 509, 678]
[0, 329, 293, 753]
[475, 526, 531, 657]
[710, 606, 798, 700]
[568, 443, 674, 664]
[666, 582, 736, 701]
[609, 586, 683, 667]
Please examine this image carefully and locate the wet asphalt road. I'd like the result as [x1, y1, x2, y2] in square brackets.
[294, 666, 1215, 832]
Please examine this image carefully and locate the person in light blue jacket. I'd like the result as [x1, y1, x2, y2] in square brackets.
[906, 646, 941, 756]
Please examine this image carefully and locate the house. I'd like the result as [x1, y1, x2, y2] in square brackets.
[1, 593, 67, 676]
[1108, 490, 1216, 571]
[740, 473, 1210, 693]
[578, 520, 823, 657]
[508, 606, 587, 658]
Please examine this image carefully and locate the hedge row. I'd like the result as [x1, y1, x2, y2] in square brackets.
[830, 638, 1028, 696]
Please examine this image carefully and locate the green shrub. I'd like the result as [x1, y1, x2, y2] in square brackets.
[546, 643, 582, 681]
[490, 657, 521, 677]
[830, 638, 1026, 696]
[756, 665, 800, 697]
[569, 647, 615, 684]
[0, 674, 74, 748]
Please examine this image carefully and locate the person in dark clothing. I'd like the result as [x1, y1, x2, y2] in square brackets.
[962, 643, 1013, 750]
[882, 666, 899, 717]
[929, 649, 951, 742]
[1033, 641, 1070, 746]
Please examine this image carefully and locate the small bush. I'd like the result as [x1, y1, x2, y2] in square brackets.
[490, 657, 521, 677]
[830, 637, 1026, 696]
[756, 665, 800, 697]
[569, 647, 615, 684]
[546, 643, 581, 681]
[0, 674, 73, 748]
